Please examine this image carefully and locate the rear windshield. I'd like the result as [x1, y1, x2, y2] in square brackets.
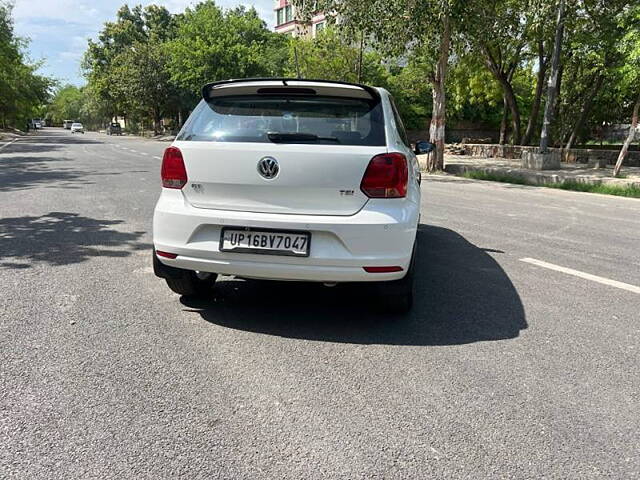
[177, 95, 386, 146]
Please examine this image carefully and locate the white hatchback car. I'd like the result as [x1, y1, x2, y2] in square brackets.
[153, 79, 433, 312]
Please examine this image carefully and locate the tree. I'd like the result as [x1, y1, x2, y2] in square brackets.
[0, 2, 53, 128]
[48, 85, 84, 123]
[447, 54, 506, 137]
[111, 42, 176, 133]
[613, 3, 640, 177]
[166, 2, 287, 96]
[557, 0, 631, 150]
[613, 94, 640, 177]
[540, 0, 567, 153]
[465, 0, 531, 144]
[521, 14, 554, 146]
[82, 4, 180, 128]
[287, 28, 389, 86]
[293, 0, 465, 172]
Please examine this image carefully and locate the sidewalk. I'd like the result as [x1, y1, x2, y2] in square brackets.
[0, 128, 28, 141]
[443, 155, 640, 189]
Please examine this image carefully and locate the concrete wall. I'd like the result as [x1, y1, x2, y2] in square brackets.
[463, 144, 640, 167]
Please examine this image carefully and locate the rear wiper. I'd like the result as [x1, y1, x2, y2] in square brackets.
[267, 132, 340, 143]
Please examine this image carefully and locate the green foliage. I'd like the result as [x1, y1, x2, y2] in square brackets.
[553, 0, 633, 144]
[545, 181, 640, 197]
[386, 62, 433, 130]
[166, 2, 287, 95]
[618, 4, 640, 106]
[47, 85, 84, 123]
[67, 0, 640, 143]
[0, 2, 54, 129]
[82, 4, 181, 129]
[288, 28, 387, 83]
[110, 41, 176, 129]
[461, 171, 531, 185]
[447, 55, 503, 126]
[461, 171, 640, 197]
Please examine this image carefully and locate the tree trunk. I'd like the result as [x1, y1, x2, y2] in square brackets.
[565, 74, 604, 151]
[426, 14, 451, 172]
[153, 107, 161, 135]
[613, 93, 640, 177]
[540, 0, 566, 153]
[499, 95, 508, 145]
[500, 79, 521, 144]
[522, 40, 548, 146]
[481, 46, 522, 145]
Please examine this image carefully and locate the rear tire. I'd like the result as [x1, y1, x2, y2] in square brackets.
[377, 242, 417, 314]
[165, 271, 217, 298]
[380, 270, 414, 314]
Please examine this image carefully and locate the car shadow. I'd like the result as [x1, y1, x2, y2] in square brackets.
[0, 212, 151, 269]
[180, 225, 527, 346]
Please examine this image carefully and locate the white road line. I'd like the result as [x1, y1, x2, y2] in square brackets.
[520, 257, 640, 295]
[153, 156, 161, 160]
[140, 152, 148, 156]
[0, 138, 18, 151]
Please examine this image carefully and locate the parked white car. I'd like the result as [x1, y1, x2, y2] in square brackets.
[153, 79, 433, 312]
[70, 122, 84, 134]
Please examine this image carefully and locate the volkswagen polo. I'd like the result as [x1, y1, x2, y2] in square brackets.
[153, 79, 432, 312]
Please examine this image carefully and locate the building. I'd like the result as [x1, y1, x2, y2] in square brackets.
[274, 0, 327, 37]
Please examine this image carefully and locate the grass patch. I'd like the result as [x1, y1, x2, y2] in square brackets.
[461, 170, 530, 185]
[461, 171, 640, 198]
[545, 181, 640, 197]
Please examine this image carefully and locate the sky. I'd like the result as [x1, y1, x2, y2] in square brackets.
[12, 0, 275, 86]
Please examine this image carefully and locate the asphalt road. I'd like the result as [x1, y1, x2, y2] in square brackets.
[1, 128, 639, 479]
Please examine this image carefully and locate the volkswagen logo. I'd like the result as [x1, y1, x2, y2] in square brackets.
[257, 156, 279, 180]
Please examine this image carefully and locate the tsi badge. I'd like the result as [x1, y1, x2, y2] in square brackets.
[257, 156, 279, 180]
[191, 183, 203, 193]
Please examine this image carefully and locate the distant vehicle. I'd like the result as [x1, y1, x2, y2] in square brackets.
[63, 120, 74, 129]
[32, 119, 43, 129]
[106, 122, 122, 135]
[70, 123, 85, 134]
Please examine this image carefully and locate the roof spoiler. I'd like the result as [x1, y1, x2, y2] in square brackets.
[201, 78, 380, 102]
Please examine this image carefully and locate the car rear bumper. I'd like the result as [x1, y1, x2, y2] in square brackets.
[153, 190, 419, 283]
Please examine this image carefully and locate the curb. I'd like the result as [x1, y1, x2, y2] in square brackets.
[444, 164, 640, 189]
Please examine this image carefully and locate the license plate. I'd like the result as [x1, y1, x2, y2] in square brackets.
[220, 228, 310, 257]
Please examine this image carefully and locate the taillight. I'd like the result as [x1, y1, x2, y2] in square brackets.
[360, 153, 408, 198]
[161, 146, 187, 189]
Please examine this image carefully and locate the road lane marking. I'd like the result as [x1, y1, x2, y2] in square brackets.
[140, 152, 148, 156]
[520, 257, 640, 295]
[0, 138, 18, 151]
[153, 156, 161, 160]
